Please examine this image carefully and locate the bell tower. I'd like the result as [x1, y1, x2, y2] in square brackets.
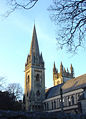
[53, 62, 74, 86]
[24, 25, 45, 112]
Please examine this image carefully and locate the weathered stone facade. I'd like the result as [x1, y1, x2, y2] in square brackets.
[24, 25, 45, 112]
[53, 62, 74, 86]
[43, 74, 86, 114]
[43, 87, 83, 113]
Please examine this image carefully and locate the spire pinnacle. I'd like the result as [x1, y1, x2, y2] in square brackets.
[30, 24, 39, 56]
[70, 64, 73, 72]
[67, 68, 69, 72]
[40, 52, 43, 61]
[54, 62, 56, 68]
[53, 62, 56, 72]
[60, 62, 63, 75]
[70, 64, 74, 77]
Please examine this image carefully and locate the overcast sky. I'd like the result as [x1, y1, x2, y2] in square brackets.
[0, 0, 86, 91]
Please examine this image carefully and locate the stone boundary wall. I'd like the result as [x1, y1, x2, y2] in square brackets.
[0, 110, 86, 119]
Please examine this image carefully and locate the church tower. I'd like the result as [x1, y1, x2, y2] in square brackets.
[53, 62, 74, 86]
[24, 25, 45, 112]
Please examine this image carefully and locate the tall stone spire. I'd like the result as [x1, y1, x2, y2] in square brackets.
[53, 62, 56, 73]
[24, 25, 45, 112]
[60, 62, 63, 76]
[70, 64, 74, 77]
[30, 24, 39, 56]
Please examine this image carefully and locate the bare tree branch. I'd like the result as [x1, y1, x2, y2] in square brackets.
[0, 76, 6, 91]
[7, 83, 23, 100]
[49, 0, 86, 52]
[1, 0, 38, 17]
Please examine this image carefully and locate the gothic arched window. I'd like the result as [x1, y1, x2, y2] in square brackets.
[27, 92, 28, 97]
[71, 95, 74, 105]
[68, 97, 71, 106]
[27, 75, 29, 84]
[34, 56, 35, 63]
[52, 102, 53, 110]
[47, 102, 49, 110]
[44, 103, 46, 110]
[54, 100, 56, 109]
[36, 74, 40, 81]
[36, 90, 40, 96]
[28, 75, 29, 82]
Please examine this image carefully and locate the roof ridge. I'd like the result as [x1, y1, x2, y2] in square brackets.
[74, 73, 86, 79]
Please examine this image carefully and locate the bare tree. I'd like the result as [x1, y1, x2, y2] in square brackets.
[0, 76, 6, 91]
[49, 0, 86, 52]
[1, 0, 38, 17]
[7, 83, 23, 100]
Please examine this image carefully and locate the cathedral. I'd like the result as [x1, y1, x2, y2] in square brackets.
[23, 25, 86, 114]
[23, 25, 45, 111]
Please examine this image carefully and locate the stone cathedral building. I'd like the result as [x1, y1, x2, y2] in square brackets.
[24, 25, 45, 111]
[23, 25, 86, 114]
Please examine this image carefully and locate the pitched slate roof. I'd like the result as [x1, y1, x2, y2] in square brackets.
[62, 74, 86, 93]
[45, 74, 86, 99]
[45, 84, 63, 99]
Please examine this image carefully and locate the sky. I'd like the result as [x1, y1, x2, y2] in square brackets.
[0, 0, 86, 92]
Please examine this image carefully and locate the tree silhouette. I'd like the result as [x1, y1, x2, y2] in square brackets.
[0, 91, 22, 110]
[49, 0, 86, 52]
[7, 83, 23, 101]
[0, 0, 38, 17]
[0, 76, 6, 91]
